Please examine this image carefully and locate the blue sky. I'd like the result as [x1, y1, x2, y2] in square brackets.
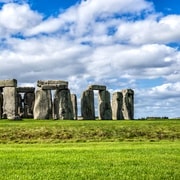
[0, 0, 180, 118]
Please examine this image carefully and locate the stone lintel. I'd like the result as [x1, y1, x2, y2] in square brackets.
[41, 84, 68, 90]
[37, 80, 68, 87]
[122, 89, 134, 94]
[88, 85, 106, 91]
[0, 79, 17, 87]
[17, 87, 35, 93]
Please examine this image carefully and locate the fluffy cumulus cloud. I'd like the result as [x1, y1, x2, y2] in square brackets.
[0, 0, 180, 118]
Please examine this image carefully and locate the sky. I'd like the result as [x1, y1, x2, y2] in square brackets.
[0, 0, 180, 118]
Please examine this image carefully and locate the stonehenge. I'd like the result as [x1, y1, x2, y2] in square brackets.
[0, 79, 134, 120]
[34, 80, 74, 120]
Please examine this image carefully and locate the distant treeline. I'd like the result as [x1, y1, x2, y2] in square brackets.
[139, 117, 169, 120]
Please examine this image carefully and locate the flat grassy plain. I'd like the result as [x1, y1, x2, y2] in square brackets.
[0, 119, 179, 179]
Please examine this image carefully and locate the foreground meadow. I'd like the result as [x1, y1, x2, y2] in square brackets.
[0, 119, 179, 179]
[0, 142, 179, 180]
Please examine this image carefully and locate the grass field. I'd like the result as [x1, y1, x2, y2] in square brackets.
[0, 142, 179, 180]
[0, 119, 179, 143]
[0, 119, 179, 179]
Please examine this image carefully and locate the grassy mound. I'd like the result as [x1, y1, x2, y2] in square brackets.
[0, 119, 179, 143]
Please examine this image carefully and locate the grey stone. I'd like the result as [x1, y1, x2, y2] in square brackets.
[37, 80, 68, 87]
[71, 94, 77, 120]
[17, 93, 23, 117]
[53, 89, 73, 120]
[33, 89, 52, 119]
[41, 84, 68, 90]
[98, 90, 112, 120]
[81, 89, 95, 120]
[0, 92, 3, 119]
[88, 85, 106, 91]
[24, 92, 35, 118]
[17, 87, 35, 93]
[3, 87, 17, 119]
[122, 89, 134, 120]
[112, 92, 123, 120]
[0, 79, 17, 87]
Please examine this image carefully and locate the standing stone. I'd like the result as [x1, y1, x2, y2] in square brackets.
[98, 90, 112, 120]
[24, 92, 35, 118]
[0, 90, 3, 119]
[33, 89, 52, 119]
[81, 89, 95, 120]
[3, 87, 17, 119]
[112, 92, 123, 120]
[17, 93, 23, 117]
[71, 94, 77, 120]
[122, 89, 134, 120]
[53, 90, 59, 120]
[54, 89, 73, 120]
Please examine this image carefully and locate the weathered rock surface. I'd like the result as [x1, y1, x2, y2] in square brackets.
[0, 79, 17, 87]
[3, 87, 17, 119]
[0, 92, 3, 119]
[88, 85, 106, 91]
[33, 89, 52, 119]
[71, 94, 77, 120]
[122, 89, 134, 120]
[17, 87, 35, 93]
[53, 89, 73, 120]
[41, 84, 68, 90]
[112, 92, 123, 120]
[17, 93, 23, 117]
[37, 80, 68, 87]
[81, 89, 95, 120]
[24, 92, 35, 118]
[98, 90, 112, 120]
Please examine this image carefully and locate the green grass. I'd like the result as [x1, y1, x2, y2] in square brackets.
[0, 120, 179, 179]
[0, 142, 179, 180]
[0, 119, 179, 143]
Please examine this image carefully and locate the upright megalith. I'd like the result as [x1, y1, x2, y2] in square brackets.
[112, 92, 123, 120]
[54, 89, 73, 120]
[0, 79, 18, 119]
[34, 80, 74, 120]
[24, 92, 35, 118]
[122, 89, 134, 120]
[33, 89, 52, 119]
[0, 89, 3, 119]
[81, 89, 95, 120]
[71, 94, 77, 120]
[98, 90, 112, 120]
[16, 93, 23, 117]
[3, 87, 17, 119]
[17, 87, 35, 118]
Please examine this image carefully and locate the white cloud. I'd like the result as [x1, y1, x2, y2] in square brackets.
[0, 3, 42, 36]
[116, 15, 180, 44]
[0, 0, 180, 118]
